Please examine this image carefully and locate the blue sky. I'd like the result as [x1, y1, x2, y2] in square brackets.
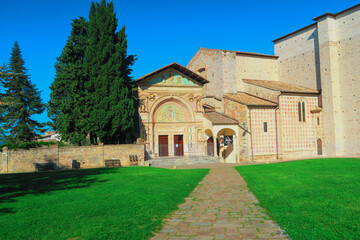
[0, 0, 358, 124]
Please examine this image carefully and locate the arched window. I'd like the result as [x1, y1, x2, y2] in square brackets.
[197, 68, 206, 77]
[298, 99, 306, 122]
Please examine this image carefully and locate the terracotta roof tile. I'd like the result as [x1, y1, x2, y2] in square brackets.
[225, 92, 277, 107]
[204, 112, 238, 124]
[243, 79, 319, 94]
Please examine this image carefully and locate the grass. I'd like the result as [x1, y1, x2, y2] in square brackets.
[0, 167, 209, 240]
[235, 158, 360, 240]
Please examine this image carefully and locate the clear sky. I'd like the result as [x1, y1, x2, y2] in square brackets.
[0, 0, 358, 124]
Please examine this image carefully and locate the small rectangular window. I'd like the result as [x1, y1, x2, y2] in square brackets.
[317, 117, 320, 125]
[264, 122, 268, 132]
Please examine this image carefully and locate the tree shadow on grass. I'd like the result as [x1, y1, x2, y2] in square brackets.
[0, 168, 117, 214]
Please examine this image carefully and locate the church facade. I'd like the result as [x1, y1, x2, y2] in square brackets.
[136, 4, 360, 163]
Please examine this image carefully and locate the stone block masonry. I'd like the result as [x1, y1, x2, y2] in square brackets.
[0, 144, 145, 174]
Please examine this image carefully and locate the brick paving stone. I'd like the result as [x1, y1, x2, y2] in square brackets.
[190, 237, 213, 240]
[168, 237, 189, 240]
[151, 164, 287, 240]
[214, 234, 225, 240]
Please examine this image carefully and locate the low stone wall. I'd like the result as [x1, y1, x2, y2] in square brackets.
[0, 144, 145, 174]
[0, 152, 2, 173]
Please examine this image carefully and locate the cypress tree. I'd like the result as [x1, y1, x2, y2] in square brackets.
[2, 42, 45, 143]
[48, 17, 89, 145]
[85, 0, 136, 144]
[0, 64, 9, 141]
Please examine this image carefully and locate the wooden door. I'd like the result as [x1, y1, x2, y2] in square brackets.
[174, 135, 184, 156]
[317, 139, 322, 155]
[158, 135, 169, 157]
[207, 137, 214, 156]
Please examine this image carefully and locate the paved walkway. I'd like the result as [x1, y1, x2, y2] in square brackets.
[151, 165, 287, 240]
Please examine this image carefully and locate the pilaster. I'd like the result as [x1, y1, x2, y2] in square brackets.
[316, 15, 344, 156]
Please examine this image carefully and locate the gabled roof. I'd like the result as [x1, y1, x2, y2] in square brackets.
[243, 79, 319, 94]
[136, 62, 209, 85]
[225, 92, 277, 107]
[204, 111, 238, 125]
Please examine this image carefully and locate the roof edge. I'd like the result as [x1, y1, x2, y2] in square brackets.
[204, 111, 239, 125]
[313, 3, 360, 21]
[312, 12, 336, 21]
[243, 79, 319, 94]
[224, 94, 277, 107]
[136, 62, 209, 85]
[200, 47, 279, 59]
[272, 23, 317, 43]
[273, 3, 360, 43]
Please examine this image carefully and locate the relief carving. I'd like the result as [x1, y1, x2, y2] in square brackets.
[148, 94, 155, 101]
[156, 104, 185, 122]
[176, 76, 182, 85]
[195, 96, 203, 112]
[188, 94, 195, 102]
[139, 96, 147, 112]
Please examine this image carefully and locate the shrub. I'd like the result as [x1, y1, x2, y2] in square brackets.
[0, 141, 57, 152]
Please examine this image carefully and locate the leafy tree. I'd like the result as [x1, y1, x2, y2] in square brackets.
[2, 42, 45, 143]
[84, 0, 136, 144]
[48, 17, 89, 145]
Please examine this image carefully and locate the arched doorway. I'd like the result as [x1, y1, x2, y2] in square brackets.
[317, 139, 322, 155]
[207, 137, 214, 156]
[216, 128, 237, 163]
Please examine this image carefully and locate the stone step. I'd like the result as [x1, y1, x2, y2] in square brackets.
[147, 156, 220, 167]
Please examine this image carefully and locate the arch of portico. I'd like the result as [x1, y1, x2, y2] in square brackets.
[213, 126, 239, 163]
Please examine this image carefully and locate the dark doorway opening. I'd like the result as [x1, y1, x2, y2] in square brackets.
[207, 137, 214, 156]
[317, 138, 323, 155]
[174, 135, 184, 156]
[158, 135, 169, 157]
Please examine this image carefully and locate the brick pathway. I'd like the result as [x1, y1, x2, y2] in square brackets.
[151, 165, 288, 240]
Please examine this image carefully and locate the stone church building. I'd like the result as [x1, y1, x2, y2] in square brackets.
[136, 4, 360, 163]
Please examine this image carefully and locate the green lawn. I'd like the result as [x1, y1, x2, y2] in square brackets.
[236, 158, 360, 240]
[0, 167, 209, 240]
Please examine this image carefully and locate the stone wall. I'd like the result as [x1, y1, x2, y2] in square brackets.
[273, 6, 360, 158]
[187, 48, 225, 100]
[0, 144, 145, 174]
[278, 95, 323, 159]
[0, 151, 3, 173]
[274, 24, 319, 90]
[236, 55, 279, 92]
[250, 108, 277, 156]
[336, 9, 360, 156]
[223, 98, 250, 161]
